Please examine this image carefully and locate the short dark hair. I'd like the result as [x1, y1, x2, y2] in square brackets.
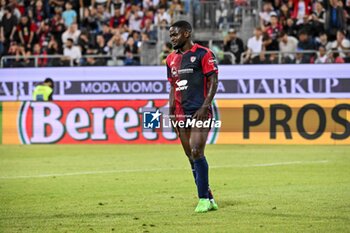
[44, 78, 53, 84]
[67, 38, 74, 43]
[171, 20, 192, 33]
[44, 78, 54, 88]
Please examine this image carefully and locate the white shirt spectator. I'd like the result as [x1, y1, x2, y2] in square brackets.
[64, 45, 82, 62]
[62, 26, 81, 44]
[247, 35, 263, 56]
[331, 39, 350, 58]
[279, 36, 298, 59]
[314, 54, 331, 64]
[129, 11, 143, 32]
[154, 10, 171, 26]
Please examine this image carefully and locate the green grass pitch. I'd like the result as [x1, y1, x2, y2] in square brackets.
[0, 145, 349, 233]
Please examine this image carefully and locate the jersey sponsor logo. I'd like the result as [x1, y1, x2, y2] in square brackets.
[190, 56, 196, 63]
[175, 79, 188, 91]
[170, 60, 175, 66]
[178, 68, 194, 74]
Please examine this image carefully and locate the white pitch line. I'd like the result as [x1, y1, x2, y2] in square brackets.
[0, 160, 329, 180]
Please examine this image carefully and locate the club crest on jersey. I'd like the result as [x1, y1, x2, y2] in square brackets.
[190, 56, 196, 63]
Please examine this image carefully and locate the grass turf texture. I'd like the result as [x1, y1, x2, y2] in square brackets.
[0, 145, 349, 233]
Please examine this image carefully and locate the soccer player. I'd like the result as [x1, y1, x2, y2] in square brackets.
[166, 20, 219, 213]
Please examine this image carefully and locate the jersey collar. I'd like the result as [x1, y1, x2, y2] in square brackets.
[175, 43, 198, 54]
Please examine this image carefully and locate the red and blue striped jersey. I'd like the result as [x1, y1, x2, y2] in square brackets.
[166, 43, 218, 118]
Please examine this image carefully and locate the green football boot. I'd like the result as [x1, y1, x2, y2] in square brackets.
[209, 199, 219, 211]
[194, 198, 211, 213]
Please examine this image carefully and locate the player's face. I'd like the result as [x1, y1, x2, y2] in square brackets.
[169, 26, 187, 50]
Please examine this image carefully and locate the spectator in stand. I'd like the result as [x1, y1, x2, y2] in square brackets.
[124, 36, 139, 54]
[158, 0, 168, 9]
[50, 6, 65, 46]
[111, 0, 125, 15]
[223, 28, 244, 64]
[62, 1, 77, 27]
[63, 37, 81, 65]
[284, 17, 298, 38]
[345, 0, 350, 28]
[62, 22, 81, 44]
[1, 6, 18, 54]
[8, 0, 22, 20]
[297, 29, 317, 63]
[77, 31, 90, 55]
[124, 50, 139, 65]
[297, 14, 315, 36]
[216, 0, 228, 30]
[12, 43, 33, 67]
[154, 4, 170, 26]
[142, 18, 157, 41]
[92, 0, 111, 9]
[101, 23, 113, 42]
[127, 3, 143, 32]
[291, 0, 312, 25]
[310, 1, 326, 36]
[17, 15, 36, 51]
[81, 7, 99, 33]
[169, 0, 183, 19]
[141, 7, 154, 29]
[96, 4, 111, 28]
[0, 0, 6, 20]
[143, 0, 158, 10]
[94, 34, 109, 55]
[265, 12, 282, 51]
[124, 36, 140, 64]
[32, 0, 47, 26]
[325, 0, 347, 41]
[279, 31, 299, 63]
[331, 29, 350, 58]
[107, 31, 125, 64]
[85, 49, 106, 66]
[261, 32, 279, 63]
[131, 31, 142, 47]
[316, 31, 332, 50]
[47, 36, 63, 66]
[48, 0, 65, 17]
[79, 0, 92, 20]
[314, 45, 332, 63]
[36, 20, 51, 48]
[109, 7, 127, 29]
[330, 49, 345, 63]
[32, 43, 48, 67]
[279, 3, 291, 28]
[259, 1, 274, 28]
[244, 27, 263, 64]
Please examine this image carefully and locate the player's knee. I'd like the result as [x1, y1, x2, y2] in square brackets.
[191, 147, 202, 159]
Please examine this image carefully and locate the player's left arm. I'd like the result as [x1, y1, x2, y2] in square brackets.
[193, 51, 218, 121]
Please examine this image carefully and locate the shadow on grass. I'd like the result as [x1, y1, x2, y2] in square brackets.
[217, 199, 243, 209]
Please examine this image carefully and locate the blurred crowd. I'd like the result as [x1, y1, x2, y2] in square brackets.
[0, 0, 188, 67]
[222, 0, 350, 64]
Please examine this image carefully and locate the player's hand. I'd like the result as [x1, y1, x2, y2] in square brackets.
[193, 107, 208, 122]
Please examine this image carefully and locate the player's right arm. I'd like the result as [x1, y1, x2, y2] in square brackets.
[166, 56, 178, 134]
